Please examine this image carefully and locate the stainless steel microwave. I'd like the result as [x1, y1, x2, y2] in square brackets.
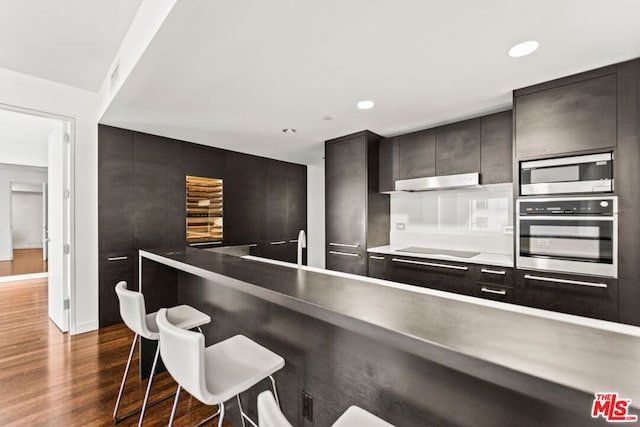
[520, 153, 613, 196]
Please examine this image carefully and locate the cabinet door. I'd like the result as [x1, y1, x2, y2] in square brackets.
[224, 152, 267, 245]
[618, 279, 640, 327]
[98, 125, 135, 255]
[435, 119, 481, 176]
[388, 256, 473, 295]
[286, 163, 307, 240]
[515, 270, 617, 321]
[480, 111, 513, 184]
[325, 135, 366, 249]
[326, 248, 366, 276]
[183, 143, 225, 178]
[266, 160, 288, 242]
[134, 142, 168, 250]
[378, 138, 397, 193]
[165, 139, 186, 247]
[396, 129, 436, 180]
[515, 73, 617, 159]
[99, 252, 135, 327]
[471, 265, 515, 303]
[367, 253, 389, 280]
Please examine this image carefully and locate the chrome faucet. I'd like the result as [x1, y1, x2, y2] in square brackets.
[297, 229, 306, 268]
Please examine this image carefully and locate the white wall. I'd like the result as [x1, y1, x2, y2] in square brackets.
[0, 137, 48, 167]
[306, 165, 326, 268]
[0, 67, 100, 334]
[11, 190, 44, 249]
[0, 164, 47, 260]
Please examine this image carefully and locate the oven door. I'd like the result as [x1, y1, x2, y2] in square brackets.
[517, 216, 617, 277]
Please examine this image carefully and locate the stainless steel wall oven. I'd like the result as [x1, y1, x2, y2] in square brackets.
[516, 197, 617, 277]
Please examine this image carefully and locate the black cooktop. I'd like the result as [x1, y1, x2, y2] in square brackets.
[396, 247, 480, 258]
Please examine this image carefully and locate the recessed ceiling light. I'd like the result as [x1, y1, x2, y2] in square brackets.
[282, 128, 297, 134]
[323, 116, 333, 121]
[357, 100, 375, 110]
[508, 40, 540, 58]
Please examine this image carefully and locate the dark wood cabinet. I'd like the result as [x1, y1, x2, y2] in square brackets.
[397, 129, 436, 180]
[388, 255, 473, 295]
[378, 138, 396, 193]
[514, 270, 618, 321]
[224, 152, 267, 246]
[619, 279, 640, 326]
[514, 71, 617, 160]
[99, 126, 307, 326]
[435, 118, 481, 176]
[616, 60, 640, 281]
[480, 111, 513, 184]
[325, 131, 389, 276]
[471, 265, 515, 303]
[367, 253, 389, 280]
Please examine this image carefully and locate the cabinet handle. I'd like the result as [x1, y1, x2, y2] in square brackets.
[270, 241, 286, 245]
[329, 242, 360, 248]
[289, 239, 298, 243]
[248, 244, 258, 247]
[524, 274, 608, 289]
[189, 241, 222, 246]
[481, 287, 507, 295]
[329, 251, 359, 257]
[107, 256, 128, 261]
[481, 268, 506, 276]
[391, 258, 468, 271]
[369, 256, 385, 260]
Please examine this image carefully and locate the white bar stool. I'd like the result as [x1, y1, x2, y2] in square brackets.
[155, 308, 285, 427]
[113, 281, 211, 426]
[258, 390, 394, 427]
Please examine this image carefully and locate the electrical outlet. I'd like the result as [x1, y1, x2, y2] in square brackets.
[302, 391, 313, 422]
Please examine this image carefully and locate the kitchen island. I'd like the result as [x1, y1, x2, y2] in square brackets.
[139, 246, 640, 426]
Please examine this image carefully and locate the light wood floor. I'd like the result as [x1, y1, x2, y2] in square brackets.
[0, 249, 48, 277]
[0, 278, 231, 426]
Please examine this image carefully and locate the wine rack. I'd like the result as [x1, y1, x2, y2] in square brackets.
[186, 175, 223, 244]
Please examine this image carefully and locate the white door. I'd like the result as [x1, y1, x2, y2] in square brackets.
[42, 182, 48, 261]
[47, 122, 69, 332]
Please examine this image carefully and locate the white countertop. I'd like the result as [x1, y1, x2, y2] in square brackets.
[367, 245, 514, 268]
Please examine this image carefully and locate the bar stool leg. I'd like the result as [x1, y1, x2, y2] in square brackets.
[113, 333, 138, 420]
[168, 385, 182, 427]
[217, 403, 225, 427]
[138, 342, 160, 426]
[269, 376, 280, 406]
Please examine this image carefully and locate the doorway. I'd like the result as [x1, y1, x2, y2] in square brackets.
[0, 106, 74, 333]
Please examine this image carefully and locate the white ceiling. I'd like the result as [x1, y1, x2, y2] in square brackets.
[99, 1, 639, 166]
[0, 0, 142, 92]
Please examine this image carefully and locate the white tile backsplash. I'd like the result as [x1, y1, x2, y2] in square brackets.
[390, 183, 513, 255]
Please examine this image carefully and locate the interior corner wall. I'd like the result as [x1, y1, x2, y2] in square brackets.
[0, 67, 100, 334]
[0, 165, 48, 260]
[307, 165, 326, 269]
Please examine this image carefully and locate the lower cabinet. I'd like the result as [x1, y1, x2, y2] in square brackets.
[367, 254, 389, 279]
[327, 247, 366, 276]
[252, 240, 298, 264]
[99, 252, 135, 327]
[471, 265, 515, 303]
[514, 270, 618, 322]
[619, 279, 640, 326]
[387, 255, 474, 295]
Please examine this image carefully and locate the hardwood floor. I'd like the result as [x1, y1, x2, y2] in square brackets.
[0, 249, 48, 277]
[0, 278, 232, 426]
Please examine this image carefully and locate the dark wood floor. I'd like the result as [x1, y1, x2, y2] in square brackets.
[0, 278, 231, 426]
[0, 249, 48, 277]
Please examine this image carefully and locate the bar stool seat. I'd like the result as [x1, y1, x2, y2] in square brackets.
[156, 308, 285, 427]
[113, 281, 211, 426]
[258, 390, 394, 427]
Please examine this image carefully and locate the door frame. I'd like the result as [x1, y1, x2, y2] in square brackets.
[0, 103, 75, 334]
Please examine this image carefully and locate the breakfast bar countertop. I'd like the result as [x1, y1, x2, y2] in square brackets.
[140, 246, 640, 414]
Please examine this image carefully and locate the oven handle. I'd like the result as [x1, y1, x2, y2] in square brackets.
[524, 274, 608, 289]
[518, 216, 614, 221]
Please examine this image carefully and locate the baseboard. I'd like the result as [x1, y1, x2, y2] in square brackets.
[12, 245, 43, 250]
[0, 272, 48, 283]
[72, 320, 99, 335]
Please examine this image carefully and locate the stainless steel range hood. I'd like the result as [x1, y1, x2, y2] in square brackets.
[395, 172, 480, 192]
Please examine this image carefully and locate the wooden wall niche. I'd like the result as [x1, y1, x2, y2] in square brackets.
[186, 175, 223, 244]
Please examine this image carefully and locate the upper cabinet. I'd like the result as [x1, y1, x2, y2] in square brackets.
[514, 71, 617, 160]
[480, 111, 513, 185]
[435, 118, 481, 176]
[378, 111, 513, 191]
